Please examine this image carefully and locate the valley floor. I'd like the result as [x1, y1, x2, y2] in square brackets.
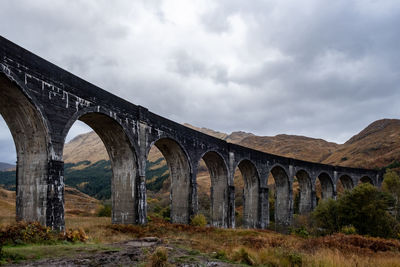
[1, 216, 400, 266]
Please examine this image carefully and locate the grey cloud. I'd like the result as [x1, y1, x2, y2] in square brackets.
[168, 50, 229, 84]
[0, 0, 400, 165]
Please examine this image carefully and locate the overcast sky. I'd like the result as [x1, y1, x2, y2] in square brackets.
[1, 0, 400, 164]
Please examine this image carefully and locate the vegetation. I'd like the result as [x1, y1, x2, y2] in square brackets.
[97, 204, 112, 217]
[312, 183, 399, 238]
[382, 169, 400, 220]
[190, 214, 207, 227]
[0, 159, 169, 200]
[0, 221, 88, 263]
[148, 247, 170, 267]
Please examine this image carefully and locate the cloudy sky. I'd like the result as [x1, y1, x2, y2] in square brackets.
[1, 0, 400, 164]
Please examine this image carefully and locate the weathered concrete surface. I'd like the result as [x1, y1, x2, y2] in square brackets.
[0, 36, 383, 231]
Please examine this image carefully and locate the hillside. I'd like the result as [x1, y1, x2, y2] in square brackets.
[0, 186, 101, 219]
[0, 162, 14, 171]
[322, 119, 400, 168]
[238, 134, 339, 163]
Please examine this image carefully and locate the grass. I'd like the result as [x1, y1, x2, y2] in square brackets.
[1, 243, 118, 264]
[2, 216, 400, 266]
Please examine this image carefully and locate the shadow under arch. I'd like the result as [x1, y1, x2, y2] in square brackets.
[0, 74, 50, 226]
[200, 150, 229, 227]
[296, 169, 312, 214]
[316, 172, 334, 200]
[338, 174, 354, 191]
[234, 159, 260, 228]
[62, 111, 139, 224]
[148, 137, 192, 224]
[269, 164, 291, 226]
[359, 176, 373, 185]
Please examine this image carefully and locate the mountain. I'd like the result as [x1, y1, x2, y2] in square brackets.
[0, 162, 15, 171]
[238, 134, 339, 163]
[322, 119, 400, 168]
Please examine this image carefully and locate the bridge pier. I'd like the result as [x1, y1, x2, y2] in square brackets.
[258, 187, 269, 229]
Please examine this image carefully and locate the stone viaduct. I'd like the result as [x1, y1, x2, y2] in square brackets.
[0, 36, 382, 231]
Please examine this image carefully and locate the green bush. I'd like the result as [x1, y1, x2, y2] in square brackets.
[340, 225, 357, 235]
[290, 226, 309, 238]
[97, 204, 112, 217]
[190, 214, 207, 227]
[312, 183, 398, 238]
[312, 198, 340, 234]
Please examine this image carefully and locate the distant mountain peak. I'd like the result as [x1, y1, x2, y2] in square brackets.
[346, 119, 400, 145]
[0, 162, 15, 172]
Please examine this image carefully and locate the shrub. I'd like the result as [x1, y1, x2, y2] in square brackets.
[63, 229, 88, 242]
[312, 183, 398, 238]
[232, 247, 256, 266]
[148, 247, 169, 267]
[213, 250, 227, 260]
[190, 214, 207, 227]
[97, 204, 112, 217]
[312, 198, 340, 234]
[290, 226, 310, 238]
[341, 225, 357, 235]
[0, 221, 88, 247]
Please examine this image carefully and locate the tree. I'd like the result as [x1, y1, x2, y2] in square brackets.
[382, 169, 400, 220]
[312, 183, 397, 238]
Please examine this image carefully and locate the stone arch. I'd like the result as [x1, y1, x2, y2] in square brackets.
[359, 176, 373, 185]
[149, 137, 192, 224]
[62, 111, 138, 224]
[316, 172, 334, 200]
[269, 164, 291, 226]
[296, 169, 312, 214]
[338, 174, 354, 191]
[0, 74, 50, 226]
[200, 150, 229, 227]
[234, 159, 260, 228]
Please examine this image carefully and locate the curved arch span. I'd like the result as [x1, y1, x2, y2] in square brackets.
[201, 151, 229, 227]
[269, 165, 291, 226]
[316, 172, 334, 200]
[236, 159, 260, 228]
[296, 169, 312, 214]
[359, 176, 373, 185]
[0, 74, 50, 226]
[338, 175, 354, 191]
[151, 137, 192, 224]
[63, 112, 139, 224]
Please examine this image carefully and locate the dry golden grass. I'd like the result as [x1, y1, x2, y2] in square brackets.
[2, 215, 400, 266]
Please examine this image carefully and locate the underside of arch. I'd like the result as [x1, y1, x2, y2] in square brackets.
[154, 138, 191, 224]
[202, 151, 229, 227]
[77, 113, 138, 224]
[0, 75, 49, 225]
[359, 176, 373, 185]
[237, 160, 260, 228]
[317, 172, 334, 200]
[270, 166, 291, 226]
[339, 175, 354, 190]
[296, 170, 312, 214]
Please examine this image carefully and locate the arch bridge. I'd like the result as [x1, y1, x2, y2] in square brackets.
[0, 36, 382, 230]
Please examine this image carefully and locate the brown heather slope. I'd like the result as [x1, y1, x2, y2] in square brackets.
[64, 131, 108, 164]
[238, 134, 339, 163]
[322, 119, 400, 168]
[0, 186, 101, 218]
